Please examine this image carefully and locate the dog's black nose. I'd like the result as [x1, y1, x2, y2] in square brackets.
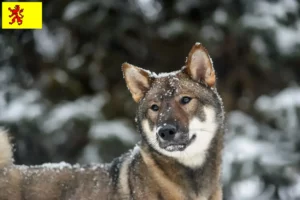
[158, 125, 177, 141]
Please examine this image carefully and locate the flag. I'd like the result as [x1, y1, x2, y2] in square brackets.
[2, 2, 42, 29]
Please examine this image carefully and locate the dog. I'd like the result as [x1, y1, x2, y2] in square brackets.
[0, 42, 224, 200]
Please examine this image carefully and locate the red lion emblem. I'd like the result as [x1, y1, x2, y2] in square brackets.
[8, 5, 24, 25]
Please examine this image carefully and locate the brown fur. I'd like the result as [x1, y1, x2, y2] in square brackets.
[0, 164, 113, 200]
[185, 43, 216, 87]
[124, 129, 223, 200]
[122, 63, 152, 102]
[0, 129, 13, 168]
[210, 188, 223, 200]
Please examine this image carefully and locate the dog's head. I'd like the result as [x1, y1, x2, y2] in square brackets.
[122, 43, 224, 168]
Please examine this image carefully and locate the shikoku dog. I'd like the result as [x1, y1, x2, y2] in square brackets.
[0, 43, 224, 200]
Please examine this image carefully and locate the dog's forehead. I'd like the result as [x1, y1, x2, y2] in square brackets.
[148, 75, 179, 98]
[146, 72, 198, 100]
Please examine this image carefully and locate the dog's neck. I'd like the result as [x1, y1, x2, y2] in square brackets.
[139, 129, 223, 199]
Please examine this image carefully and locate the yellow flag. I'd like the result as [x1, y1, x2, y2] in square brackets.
[2, 2, 42, 29]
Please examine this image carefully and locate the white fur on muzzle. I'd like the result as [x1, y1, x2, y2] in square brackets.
[142, 106, 218, 168]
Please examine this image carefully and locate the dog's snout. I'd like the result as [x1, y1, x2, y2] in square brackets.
[158, 125, 177, 141]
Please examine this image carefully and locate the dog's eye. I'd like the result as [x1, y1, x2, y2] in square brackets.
[180, 96, 192, 104]
[150, 104, 159, 111]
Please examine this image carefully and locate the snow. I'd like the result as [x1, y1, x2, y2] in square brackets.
[54, 69, 69, 84]
[255, 0, 298, 18]
[255, 86, 300, 132]
[79, 144, 102, 163]
[226, 111, 260, 138]
[15, 162, 76, 172]
[63, 1, 91, 21]
[251, 36, 267, 55]
[89, 120, 138, 144]
[41, 161, 73, 169]
[278, 174, 300, 199]
[255, 86, 300, 110]
[67, 55, 85, 70]
[0, 89, 44, 122]
[157, 19, 185, 39]
[223, 85, 300, 199]
[33, 25, 70, 61]
[231, 176, 265, 199]
[135, 0, 162, 21]
[16, 161, 109, 173]
[242, 0, 298, 25]
[275, 21, 300, 54]
[241, 0, 300, 54]
[42, 94, 106, 133]
[130, 145, 140, 159]
[0, 66, 14, 84]
[151, 70, 181, 78]
[241, 15, 277, 29]
[213, 8, 228, 25]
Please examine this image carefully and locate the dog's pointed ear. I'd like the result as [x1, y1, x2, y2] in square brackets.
[122, 63, 152, 102]
[184, 43, 216, 87]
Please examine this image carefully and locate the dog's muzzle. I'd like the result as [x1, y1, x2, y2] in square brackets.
[157, 125, 196, 152]
[157, 125, 177, 141]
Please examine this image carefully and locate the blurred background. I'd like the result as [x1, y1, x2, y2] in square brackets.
[0, 0, 300, 199]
